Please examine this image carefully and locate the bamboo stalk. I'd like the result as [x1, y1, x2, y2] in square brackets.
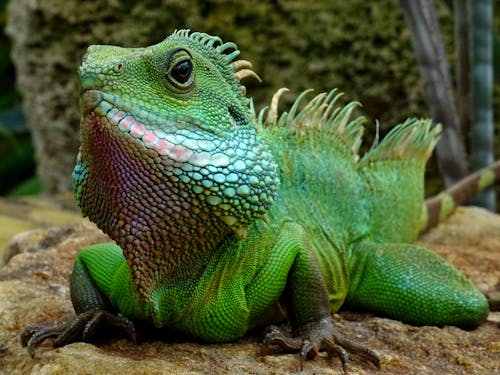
[400, 0, 468, 187]
[470, 0, 495, 209]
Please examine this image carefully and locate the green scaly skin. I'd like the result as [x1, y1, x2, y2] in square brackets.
[22, 30, 491, 369]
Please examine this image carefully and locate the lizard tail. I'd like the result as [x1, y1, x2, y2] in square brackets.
[421, 160, 500, 233]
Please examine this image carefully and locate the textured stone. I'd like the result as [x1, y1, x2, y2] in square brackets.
[0, 195, 81, 264]
[0, 206, 498, 374]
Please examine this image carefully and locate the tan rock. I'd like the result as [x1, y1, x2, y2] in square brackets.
[0, 207, 498, 374]
[0, 196, 81, 264]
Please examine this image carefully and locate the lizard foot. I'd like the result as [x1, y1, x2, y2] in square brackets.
[262, 317, 380, 371]
[21, 309, 136, 356]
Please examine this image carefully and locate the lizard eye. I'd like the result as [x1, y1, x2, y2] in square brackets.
[170, 60, 192, 84]
[165, 48, 194, 91]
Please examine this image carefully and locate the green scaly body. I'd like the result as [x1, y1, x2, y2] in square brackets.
[22, 30, 491, 367]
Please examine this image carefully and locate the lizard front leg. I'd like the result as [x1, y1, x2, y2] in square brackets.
[21, 243, 138, 354]
[258, 223, 380, 370]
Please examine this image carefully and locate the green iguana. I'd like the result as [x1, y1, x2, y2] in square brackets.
[22, 30, 498, 370]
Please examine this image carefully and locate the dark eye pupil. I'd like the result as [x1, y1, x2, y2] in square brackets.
[171, 60, 192, 84]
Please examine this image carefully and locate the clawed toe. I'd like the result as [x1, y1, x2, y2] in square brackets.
[262, 317, 380, 371]
[21, 309, 137, 355]
[262, 325, 302, 354]
[21, 323, 66, 357]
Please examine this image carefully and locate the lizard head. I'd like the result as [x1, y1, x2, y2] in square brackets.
[74, 30, 279, 292]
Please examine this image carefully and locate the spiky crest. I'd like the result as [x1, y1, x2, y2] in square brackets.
[360, 118, 440, 164]
[168, 30, 260, 99]
[256, 88, 366, 158]
[255, 88, 441, 164]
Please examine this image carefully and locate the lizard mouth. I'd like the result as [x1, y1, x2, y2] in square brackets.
[80, 89, 227, 168]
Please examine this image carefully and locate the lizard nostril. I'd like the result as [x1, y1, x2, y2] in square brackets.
[80, 72, 102, 92]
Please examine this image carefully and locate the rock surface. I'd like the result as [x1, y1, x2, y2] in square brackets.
[0, 206, 499, 374]
[0, 195, 81, 264]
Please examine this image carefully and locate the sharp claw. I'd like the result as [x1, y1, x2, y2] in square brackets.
[21, 323, 66, 357]
[330, 343, 350, 372]
[263, 326, 302, 352]
[20, 326, 35, 347]
[261, 317, 380, 370]
[21, 309, 137, 354]
[108, 312, 137, 343]
[332, 330, 380, 369]
[300, 340, 318, 360]
[125, 320, 137, 343]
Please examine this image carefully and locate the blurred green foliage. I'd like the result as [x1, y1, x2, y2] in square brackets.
[0, 0, 38, 195]
[0, 0, 17, 110]
[0, 107, 39, 195]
